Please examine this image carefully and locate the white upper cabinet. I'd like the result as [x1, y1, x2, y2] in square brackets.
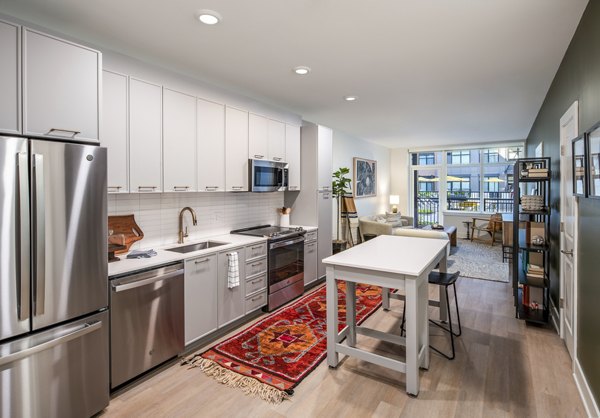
[23, 28, 100, 142]
[268, 119, 286, 162]
[317, 125, 333, 190]
[225, 107, 249, 192]
[163, 88, 196, 192]
[102, 70, 129, 193]
[129, 78, 162, 193]
[285, 124, 301, 191]
[0, 20, 20, 135]
[248, 113, 268, 160]
[197, 98, 225, 192]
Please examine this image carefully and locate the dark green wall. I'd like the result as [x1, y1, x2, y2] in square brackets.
[526, 0, 600, 404]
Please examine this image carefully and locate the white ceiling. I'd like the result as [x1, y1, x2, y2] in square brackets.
[0, 0, 588, 148]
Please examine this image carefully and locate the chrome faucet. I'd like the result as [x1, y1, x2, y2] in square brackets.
[178, 207, 198, 244]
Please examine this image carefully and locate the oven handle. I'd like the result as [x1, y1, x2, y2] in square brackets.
[269, 236, 304, 249]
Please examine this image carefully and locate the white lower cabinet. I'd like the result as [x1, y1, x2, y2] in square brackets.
[304, 234, 318, 286]
[217, 247, 246, 327]
[184, 254, 218, 345]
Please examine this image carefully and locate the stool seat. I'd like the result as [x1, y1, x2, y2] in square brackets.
[428, 271, 460, 286]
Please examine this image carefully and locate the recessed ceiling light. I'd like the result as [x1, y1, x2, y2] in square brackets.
[196, 10, 222, 25]
[344, 95, 358, 102]
[293, 66, 311, 75]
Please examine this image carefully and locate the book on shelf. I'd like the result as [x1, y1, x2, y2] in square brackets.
[527, 172, 549, 178]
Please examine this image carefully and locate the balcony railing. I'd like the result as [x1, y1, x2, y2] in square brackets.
[416, 191, 439, 226]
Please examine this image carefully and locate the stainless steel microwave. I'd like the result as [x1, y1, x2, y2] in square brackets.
[249, 159, 288, 192]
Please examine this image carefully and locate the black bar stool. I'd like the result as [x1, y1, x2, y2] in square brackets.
[400, 270, 462, 360]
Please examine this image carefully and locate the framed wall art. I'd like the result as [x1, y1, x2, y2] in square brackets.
[353, 157, 377, 198]
[587, 123, 600, 198]
[572, 134, 587, 197]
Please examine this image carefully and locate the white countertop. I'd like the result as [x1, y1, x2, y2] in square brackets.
[322, 235, 448, 277]
[108, 233, 267, 277]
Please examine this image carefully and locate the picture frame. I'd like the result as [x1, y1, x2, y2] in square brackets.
[572, 134, 587, 197]
[353, 157, 377, 198]
[587, 122, 600, 199]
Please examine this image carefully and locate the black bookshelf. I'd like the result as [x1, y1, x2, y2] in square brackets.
[512, 158, 551, 324]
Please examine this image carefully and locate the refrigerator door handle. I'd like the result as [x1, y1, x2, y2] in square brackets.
[17, 152, 30, 321]
[33, 153, 46, 316]
[0, 321, 102, 368]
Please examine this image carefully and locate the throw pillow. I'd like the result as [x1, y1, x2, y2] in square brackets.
[385, 213, 401, 224]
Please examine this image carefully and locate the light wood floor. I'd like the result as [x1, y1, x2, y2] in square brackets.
[102, 277, 586, 418]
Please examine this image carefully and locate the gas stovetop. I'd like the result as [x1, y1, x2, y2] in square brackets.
[231, 225, 305, 239]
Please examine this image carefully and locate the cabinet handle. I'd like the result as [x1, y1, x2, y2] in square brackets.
[288, 186, 297, 190]
[205, 186, 219, 191]
[138, 186, 158, 191]
[251, 245, 263, 250]
[273, 157, 282, 161]
[45, 128, 80, 139]
[306, 243, 315, 247]
[250, 295, 263, 302]
[195, 258, 210, 264]
[322, 186, 330, 190]
[173, 186, 190, 191]
[251, 262, 263, 267]
[251, 278, 262, 284]
[254, 155, 264, 159]
[108, 186, 122, 192]
[231, 186, 243, 190]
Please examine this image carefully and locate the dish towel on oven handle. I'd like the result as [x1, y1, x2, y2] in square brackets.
[227, 252, 240, 289]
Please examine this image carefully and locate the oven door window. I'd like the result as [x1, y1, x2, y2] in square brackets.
[254, 166, 281, 187]
[269, 240, 303, 286]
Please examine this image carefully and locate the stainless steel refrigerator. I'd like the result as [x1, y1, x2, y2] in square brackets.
[0, 136, 109, 418]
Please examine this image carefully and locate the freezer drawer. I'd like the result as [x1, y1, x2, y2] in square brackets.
[110, 262, 184, 389]
[0, 310, 109, 418]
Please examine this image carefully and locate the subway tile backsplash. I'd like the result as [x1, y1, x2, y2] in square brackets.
[108, 192, 284, 249]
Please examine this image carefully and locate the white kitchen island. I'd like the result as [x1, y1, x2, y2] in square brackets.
[322, 234, 448, 396]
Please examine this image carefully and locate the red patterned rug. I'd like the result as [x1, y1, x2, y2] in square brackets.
[182, 282, 383, 403]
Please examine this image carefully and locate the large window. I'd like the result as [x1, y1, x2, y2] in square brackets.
[411, 145, 523, 224]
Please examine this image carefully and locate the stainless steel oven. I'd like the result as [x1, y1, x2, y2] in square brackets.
[268, 235, 304, 310]
[249, 159, 288, 192]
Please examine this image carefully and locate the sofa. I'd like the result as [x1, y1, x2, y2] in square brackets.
[393, 227, 451, 257]
[358, 213, 414, 241]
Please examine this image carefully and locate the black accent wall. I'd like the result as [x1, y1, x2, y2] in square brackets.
[526, 0, 600, 405]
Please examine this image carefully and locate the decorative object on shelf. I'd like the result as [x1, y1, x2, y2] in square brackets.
[181, 282, 384, 404]
[531, 235, 545, 246]
[587, 123, 600, 199]
[278, 207, 291, 227]
[353, 157, 377, 198]
[572, 134, 587, 197]
[107, 214, 144, 254]
[521, 195, 545, 211]
[518, 160, 549, 179]
[332, 167, 352, 252]
[389, 194, 400, 213]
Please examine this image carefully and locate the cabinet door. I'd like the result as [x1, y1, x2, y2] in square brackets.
[225, 107, 249, 191]
[197, 98, 225, 192]
[163, 88, 196, 192]
[129, 78, 162, 192]
[218, 247, 246, 327]
[317, 125, 333, 190]
[248, 113, 268, 160]
[102, 70, 128, 193]
[0, 20, 20, 134]
[304, 240, 318, 286]
[185, 254, 218, 345]
[23, 28, 100, 142]
[285, 124, 301, 191]
[268, 119, 286, 161]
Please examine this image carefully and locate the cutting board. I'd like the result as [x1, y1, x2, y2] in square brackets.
[108, 214, 144, 254]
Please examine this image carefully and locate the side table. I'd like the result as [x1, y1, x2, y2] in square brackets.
[462, 221, 472, 240]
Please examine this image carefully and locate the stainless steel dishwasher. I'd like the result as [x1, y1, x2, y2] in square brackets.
[110, 262, 184, 389]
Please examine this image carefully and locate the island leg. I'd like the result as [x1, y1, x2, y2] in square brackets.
[405, 277, 420, 396]
[346, 281, 356, 347]
[326, 266, 339, 368]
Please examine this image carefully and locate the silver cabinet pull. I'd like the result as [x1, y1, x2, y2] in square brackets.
[254, 155, 264, 159]
[108, 186, 122, 192]
[195, 258, 210, 264]
[45, 128, 80, 139]
[205, 186, 219, 191]
[250, 278, 262, 285]
[273, 157, 282, 161]
[251, 262, 263, 267]
[288, 186, 298, 190]
[173, 186, 190, 191]
[251, 245, 263, 250]
[17, 152, 30, 321]
[0, 321, 102, 367]
[33, 154, 45, 316]
[231, 186, 243, 190]
[138, 186, 158, 191]
[112, 269, 183, 292]
[561, 249, 574, 256]
[250, 295, 263, 302]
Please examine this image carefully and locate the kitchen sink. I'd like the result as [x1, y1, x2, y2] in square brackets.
[165, 241, 228, 253]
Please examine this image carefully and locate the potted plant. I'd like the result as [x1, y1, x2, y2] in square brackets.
[332, 167, 352, 253]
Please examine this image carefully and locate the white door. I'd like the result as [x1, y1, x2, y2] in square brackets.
[102, 70, 128, 193]
[197, 98, 225, 192]
[129, 78, 162, 193]
[267, 119, 286, 161]
[248, 113, 268, 160]
[559, 101, 578, 360]
[225, 107, 249, 191]
[0, 20, 21, 134]
[163, 88, 196, 192]
[23, 28, 100, 142]
[286, 124, 301, 191]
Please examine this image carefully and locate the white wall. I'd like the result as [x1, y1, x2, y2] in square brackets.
[332, 130, 391, 238]
[390, 148, 411, 215]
